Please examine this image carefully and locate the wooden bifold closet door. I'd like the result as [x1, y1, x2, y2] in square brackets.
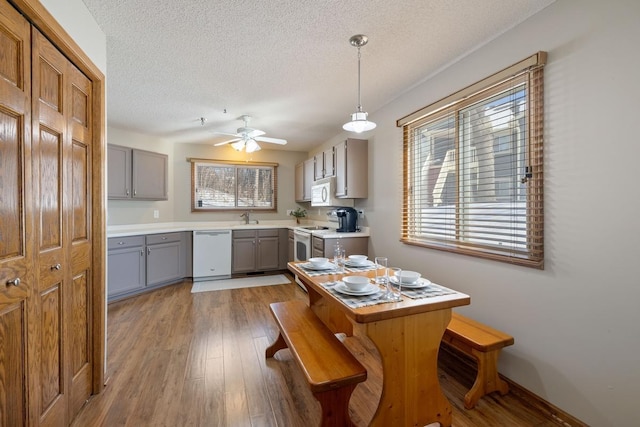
[0, 1, 95, 425]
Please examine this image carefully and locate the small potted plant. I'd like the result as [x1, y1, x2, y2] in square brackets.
[290, 207, 307, 224]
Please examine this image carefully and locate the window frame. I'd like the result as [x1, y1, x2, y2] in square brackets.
[190, 158, 278, 212]
[398, 52, 546, 269]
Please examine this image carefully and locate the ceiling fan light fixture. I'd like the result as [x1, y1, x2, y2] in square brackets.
[245, 138, 261, 153]
[231, 140, 245, 151]
[343, 34, 376, 133]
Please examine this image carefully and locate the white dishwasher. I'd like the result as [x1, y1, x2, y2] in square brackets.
[192, 230, 232, 281]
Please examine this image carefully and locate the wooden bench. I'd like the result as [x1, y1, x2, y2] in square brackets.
[442, 312, 514, 409]
[265, 300, 367, 427]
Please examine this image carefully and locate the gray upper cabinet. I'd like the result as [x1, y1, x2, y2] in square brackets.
[108, 144, 132, 199]
[295, 158, 315, 202]
[295, 162, 304, 202]
[132, 149, 168, 200]
[335, 138, 368, 198]
[108, 144, 168, 200]
[314, 147, 334, 180]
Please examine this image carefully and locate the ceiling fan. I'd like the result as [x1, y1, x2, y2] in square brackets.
[210, 115, 287, 153]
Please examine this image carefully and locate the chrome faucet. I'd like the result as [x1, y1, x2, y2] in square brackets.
[240, 210, 250, 224]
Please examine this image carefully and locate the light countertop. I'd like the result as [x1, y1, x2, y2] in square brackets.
[107, 221, 370, 239]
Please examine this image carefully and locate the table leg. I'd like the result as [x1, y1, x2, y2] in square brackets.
[366, 309, 453, 427]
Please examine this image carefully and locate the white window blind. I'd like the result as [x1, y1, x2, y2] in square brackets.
[398, 52, 545, 268]
[190, 159, 278, 211]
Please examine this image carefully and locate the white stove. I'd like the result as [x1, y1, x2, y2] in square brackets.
[293, 226, 330, 262]
[292, 225, 332, 291]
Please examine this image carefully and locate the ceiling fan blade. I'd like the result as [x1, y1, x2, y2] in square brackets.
[246, 129, 265, 138]
[255, 136, 287, 145]
[214, 137, 241, 146]
[211, 131, 241, 137]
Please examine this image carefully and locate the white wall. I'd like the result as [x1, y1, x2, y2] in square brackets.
[106, 126, 308, 225]
[39, 0, 106, 73]
[344, 0, 639, 425]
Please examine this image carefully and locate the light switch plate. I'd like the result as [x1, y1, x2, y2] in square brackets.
[153, 210, 159, 219]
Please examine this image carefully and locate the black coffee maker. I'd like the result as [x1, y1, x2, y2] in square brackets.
[335, 207, 358, 232]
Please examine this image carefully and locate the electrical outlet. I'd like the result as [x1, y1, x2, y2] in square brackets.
[153, 210, 159, 219]
[286, 209, 293, 215]
[357, 209, 364, 219]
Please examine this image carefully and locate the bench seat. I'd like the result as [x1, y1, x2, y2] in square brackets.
[266, 300, 367, 426]
[442, 312, 514, 409]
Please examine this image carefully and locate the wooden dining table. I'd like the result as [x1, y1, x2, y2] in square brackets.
[288, 261, 470, 427]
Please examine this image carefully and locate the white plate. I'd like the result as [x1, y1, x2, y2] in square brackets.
[304, 262, 336, 271]
[345, 260, 375, 267]
[334, 283, 380, 296]
[389, 276, 431, 288]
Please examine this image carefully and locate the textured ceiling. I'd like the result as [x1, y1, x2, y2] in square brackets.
[81, 0, 554, 151]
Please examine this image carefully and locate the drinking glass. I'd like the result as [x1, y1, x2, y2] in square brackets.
[387, 267, 403, 301]
[374, 257, 388, 284]
[335, 248, 346, 273]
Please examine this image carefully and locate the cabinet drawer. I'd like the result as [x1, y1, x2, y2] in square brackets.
[312, 236, 324, 251]
[146, 232, 181, 245]
[258, 229, 279, 238]
[233, 229, 256, 239]
[108, 235, 145, 250]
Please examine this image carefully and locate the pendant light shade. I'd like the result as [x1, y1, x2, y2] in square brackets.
[343, 34, 376, 133]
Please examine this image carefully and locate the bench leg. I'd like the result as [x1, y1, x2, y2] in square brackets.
[313, 384, 358, 427]
[265, 333, 287, 358]
[465, 348, 510, 409]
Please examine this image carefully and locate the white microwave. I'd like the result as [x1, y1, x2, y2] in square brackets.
[311, 178, 340, 206]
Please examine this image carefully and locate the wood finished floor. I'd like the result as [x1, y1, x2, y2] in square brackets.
[72, 274, 563, 427]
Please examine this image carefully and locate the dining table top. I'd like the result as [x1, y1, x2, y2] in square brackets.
[288, 261, 470, 323]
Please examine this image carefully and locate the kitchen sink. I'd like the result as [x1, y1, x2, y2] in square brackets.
[299, 226, 330, 230]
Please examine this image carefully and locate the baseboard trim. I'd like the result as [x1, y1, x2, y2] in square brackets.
[439, 345, 588, 427]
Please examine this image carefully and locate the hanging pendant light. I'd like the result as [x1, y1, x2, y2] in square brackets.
[343, 34, 376, 133]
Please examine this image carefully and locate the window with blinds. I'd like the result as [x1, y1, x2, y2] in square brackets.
[190, 159, 278, 211]
[398, 52, 546, 269]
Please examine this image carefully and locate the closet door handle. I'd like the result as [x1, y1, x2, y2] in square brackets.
[6, 278, 21, 287]
[51, 263, 61, 270]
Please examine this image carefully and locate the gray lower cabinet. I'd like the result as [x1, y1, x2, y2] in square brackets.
[108, 231, 188, 301]
[288, 229, 294, 261]
[107, 236, 146, 297]
[146, 232, 184, 286]
[313, 235, 369, 258]
[232, 229, 281, 273]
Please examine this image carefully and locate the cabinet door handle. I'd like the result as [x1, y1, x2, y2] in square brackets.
[147, 248, 151, 255]
[51, 263, 61, 271]
[6, 277, 21, 287]
[134, 190, 137, 196]
[118, 241, 125, 245]
[140, 250, 144, 256]
[162, 237, 167, 240]
[126, 189, 130, 196]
